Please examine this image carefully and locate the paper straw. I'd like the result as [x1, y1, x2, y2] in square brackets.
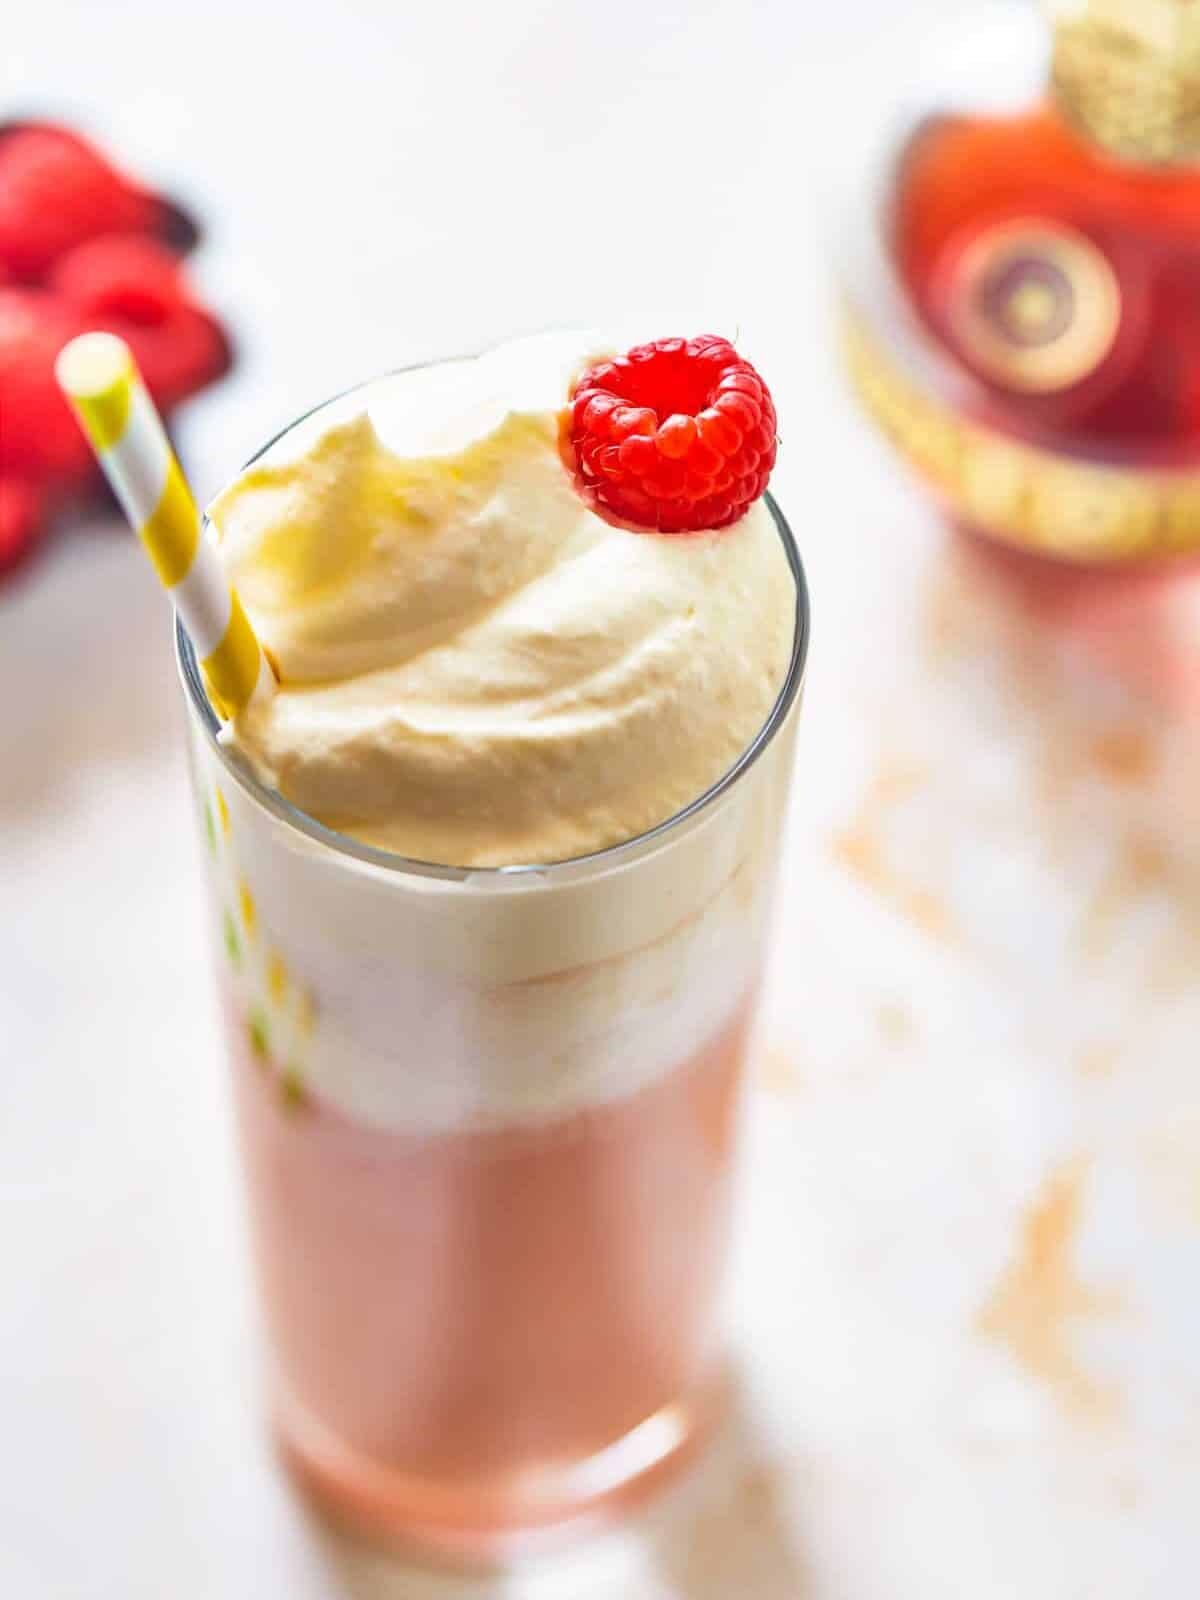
[55, 332, 274, 721]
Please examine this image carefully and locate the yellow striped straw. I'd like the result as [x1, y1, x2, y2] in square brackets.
[55, 332, 274, 721]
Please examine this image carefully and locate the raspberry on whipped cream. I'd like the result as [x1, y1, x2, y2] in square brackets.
[568, 334, 778, 532]
[208, 331, 794, 868]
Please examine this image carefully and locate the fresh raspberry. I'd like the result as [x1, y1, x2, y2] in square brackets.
[0, 124, 164, 279]
[0, 476, 48, 572]
[49, 234, 186, 324]
[0, 287, 93, 478]
[567, 335, 778, 532]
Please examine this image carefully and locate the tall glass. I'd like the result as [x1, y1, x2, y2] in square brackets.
[178, 379, 809, 1561]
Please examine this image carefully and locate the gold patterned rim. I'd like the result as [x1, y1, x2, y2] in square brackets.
[843, 306, 1200, 564]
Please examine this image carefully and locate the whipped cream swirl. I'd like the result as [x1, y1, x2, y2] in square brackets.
[209, 332, 795, 867]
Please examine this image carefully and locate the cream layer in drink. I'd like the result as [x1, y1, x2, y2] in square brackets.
[184, 331, 803, 1553]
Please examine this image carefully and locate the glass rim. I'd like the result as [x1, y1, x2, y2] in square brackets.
[177, 367, 810, 887]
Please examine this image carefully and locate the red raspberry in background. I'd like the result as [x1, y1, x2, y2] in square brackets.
[0, 287, 92, 478]
[0, 477, 48, 572]
[49, 234, 186, 323]
[126, 303, 232, 411]
[0, 120, 230, 576]
[48, 233, 233, 408]
[0, 125, 169, 280]
[568, 335, 778, 533]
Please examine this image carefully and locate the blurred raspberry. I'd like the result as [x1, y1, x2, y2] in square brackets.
[128, 303, 233, 410]
[0, 286, 92, 478]
[49, 233, 186, 323]
[49, 234, 232, 408]
[0, 124, 166, 279]
[0, 121, 231, 582]
[0, 476, 48, 572]
[127, 304, 233, 410]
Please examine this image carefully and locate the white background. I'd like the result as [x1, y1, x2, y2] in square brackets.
[3, 2, 1200, 1596]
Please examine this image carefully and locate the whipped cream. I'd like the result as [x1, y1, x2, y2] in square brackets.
[209, 332, 795, 867]
[190, 702, 800, 1131]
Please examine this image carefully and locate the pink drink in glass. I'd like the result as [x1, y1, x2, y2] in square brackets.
[180, 384, 806, 1560]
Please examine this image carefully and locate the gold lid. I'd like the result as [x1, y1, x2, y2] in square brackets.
[1048, 0, 1200, 163]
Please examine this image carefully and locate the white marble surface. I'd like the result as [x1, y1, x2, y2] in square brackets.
[4, 2, 1200, 1595]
